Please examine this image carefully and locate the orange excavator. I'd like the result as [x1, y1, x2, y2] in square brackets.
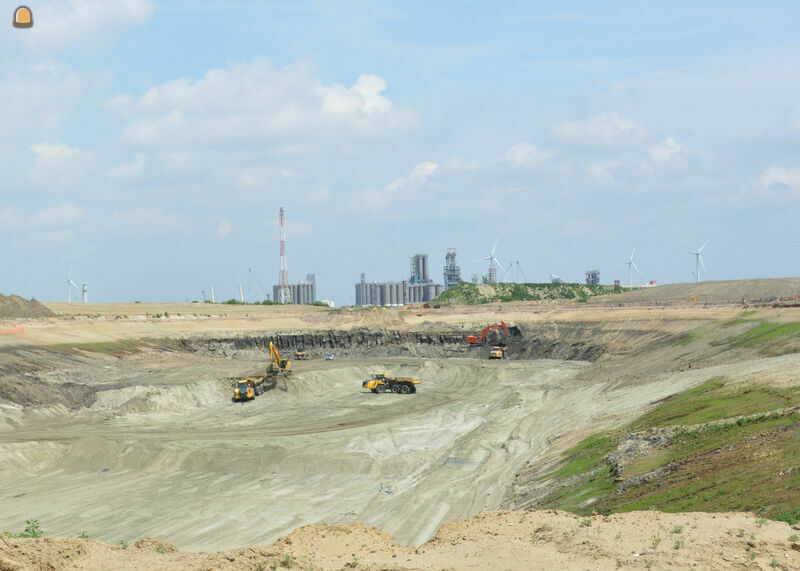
[466, 321, 509, 345]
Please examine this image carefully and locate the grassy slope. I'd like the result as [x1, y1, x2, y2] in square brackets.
[436, 282, 621, 305]
[525, 316, 800, 525]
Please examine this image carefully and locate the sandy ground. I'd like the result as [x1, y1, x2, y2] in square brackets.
[587, 277, 800, 304]
[2, 510, 799, 570]
[0, 352, 712, 551]
[5, 301, 741, 351]
[2, 301, 800, 569]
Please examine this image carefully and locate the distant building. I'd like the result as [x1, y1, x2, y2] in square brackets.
[410, 254, 430, 284]
[355, 253, 445, 306]
[443, 249, 461, 289]
[585, 269, 600, 285]
[274, 274, 316, 304]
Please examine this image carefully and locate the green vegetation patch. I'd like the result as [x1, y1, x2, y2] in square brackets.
[717, 321, 800, 349]
[627, 377, 800, 430]
[525, 376, 800, 523]
[598, 414, 800, 519]
[435, 282, 620, 306]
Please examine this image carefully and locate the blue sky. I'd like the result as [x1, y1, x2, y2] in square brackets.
[2, 1, 799, 304]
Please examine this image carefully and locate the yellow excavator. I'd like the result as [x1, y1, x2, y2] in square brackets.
[232, 341, 291, 401]
[268, 341, 292, 377]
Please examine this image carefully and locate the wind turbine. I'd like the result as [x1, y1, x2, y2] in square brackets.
[472, 238, 504, 284]
[615, 247, 642, 286]
[55, 269, 80, 303]
[689, 239, 709, 283]
[502, 261, 527, 283]
[547, 260, 563, 284]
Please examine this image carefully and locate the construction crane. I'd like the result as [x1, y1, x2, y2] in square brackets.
[466, 321, 509, 345]
[248, 268, 267, 302]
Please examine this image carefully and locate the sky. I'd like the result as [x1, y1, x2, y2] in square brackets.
[2, 1, 800, 305]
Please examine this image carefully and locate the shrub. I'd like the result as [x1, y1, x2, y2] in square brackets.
[21, 520, 43, 538]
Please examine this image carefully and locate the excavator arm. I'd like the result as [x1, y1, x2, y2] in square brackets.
[479, 321, 509, 342]
[268, 341, 292, 375]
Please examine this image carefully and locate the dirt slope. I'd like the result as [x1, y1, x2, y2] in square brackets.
[0, 295, 53, 319]
[588, 277, 800, 305]
[2, 510, 799, 570]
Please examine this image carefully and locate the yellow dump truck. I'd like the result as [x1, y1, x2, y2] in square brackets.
[294, 350, 309, 360]
[232, 376, 267, 402]
[489, 346, 505, 359]
[362, 373, 421, 394]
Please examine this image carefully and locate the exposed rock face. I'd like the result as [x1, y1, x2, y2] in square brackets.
[191, 324, 615, 362]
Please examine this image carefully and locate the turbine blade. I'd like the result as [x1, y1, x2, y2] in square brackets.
[699, 255, 706, 272]
[632, 262, 642, 276]
[491, 238, 498, 257]
[698, 239, 709, 253]
[494, 258, 505, 272]
[630, 246, 636, 261]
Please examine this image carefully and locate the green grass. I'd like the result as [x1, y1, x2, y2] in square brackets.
[717, 321, 800, 349]
[525, 374, 800, 523]
[601, 415, 800, 514]
[776, 507, 800, 525]
[674, 328, 712, 346]
[627, 377, 800, 430]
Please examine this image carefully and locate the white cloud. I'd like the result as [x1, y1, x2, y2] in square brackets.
[760, 165, 800, 192]
[113, 60, 414, 150]
[33, 203, 85, 226]
[588, 159, 623, 184]
[443, 157, 481, 172]
[209, 216, 232, 237]
[29, 141, 95, 188]
[31, 142, 80, 161]
[503, 141, 554, 167]
[25, 0, 154, 48]
[0, 62, 82, 144]
[318, 74, 392, 116]
[239, 165, 294, 189]
[553, 112, 645, 148]
[358, 161, 439, 211]
[386, 161, 438, 193]
[109, 154, 146, 180]
[649, 137, 682, 163]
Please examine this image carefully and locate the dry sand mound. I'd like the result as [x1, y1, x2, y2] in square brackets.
[1, 510, 798, 570]
[0, 295, 53, 319]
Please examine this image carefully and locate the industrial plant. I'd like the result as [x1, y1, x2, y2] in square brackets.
[273, 274, 317, 305]
[355, 251, 462, 306]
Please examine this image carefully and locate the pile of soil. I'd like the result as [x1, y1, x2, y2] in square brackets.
[0, 295, 53, 319]
[1, 510, 797, 570]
